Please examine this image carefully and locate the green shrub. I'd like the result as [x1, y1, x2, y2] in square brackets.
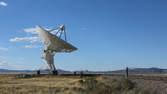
[120, 79, 136, 90]
[80, 78, 98, 90]
[79, 78, 152, 94]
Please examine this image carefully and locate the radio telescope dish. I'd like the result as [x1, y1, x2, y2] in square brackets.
[36, 25, 77, 74]
[36, 25, 77, 52]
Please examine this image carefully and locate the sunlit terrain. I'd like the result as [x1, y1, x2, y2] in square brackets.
[0, 74, 166, 94]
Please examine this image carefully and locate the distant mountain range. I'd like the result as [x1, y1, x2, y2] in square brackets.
[0, 69, 71, 74]
[0, 68, 167, 74]
[94, 68, 167, 74]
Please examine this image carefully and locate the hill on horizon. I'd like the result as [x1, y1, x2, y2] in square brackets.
[1, 67, 167, 74]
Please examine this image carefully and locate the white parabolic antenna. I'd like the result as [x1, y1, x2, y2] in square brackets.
[36, 25, 77, 73]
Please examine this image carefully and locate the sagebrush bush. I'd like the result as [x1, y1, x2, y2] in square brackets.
[79, 78, 151, 94]
[79, 78, 98, 90]
[120, 79, 136, 90]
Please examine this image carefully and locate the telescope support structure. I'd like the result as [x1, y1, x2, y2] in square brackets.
[41, 49, 57, 74]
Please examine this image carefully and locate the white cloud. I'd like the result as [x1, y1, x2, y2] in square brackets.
[0, 47, 8, 51]
[24, 27, 59, 34]
[0, 1, 7, 7]
[25, 45, 40, 48]
[9, 27, 40, 43]
[9, 37, 40, 42]
[24, 28, 37, 34]
[9, 26, 62, 49]
[9, 27, 61, 43]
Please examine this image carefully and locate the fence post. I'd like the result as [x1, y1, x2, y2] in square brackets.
[80, 71, 84, 78]
[125, 67, 129, 79]
[37, 70, 40, 75]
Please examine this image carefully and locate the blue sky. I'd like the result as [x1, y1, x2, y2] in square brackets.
[0, 0, 167, 71]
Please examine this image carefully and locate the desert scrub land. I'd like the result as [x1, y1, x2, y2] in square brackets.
[0, 74, 159, 94]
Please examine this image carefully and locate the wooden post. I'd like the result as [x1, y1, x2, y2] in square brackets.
[126, 67, 129, 79]
[80, 71, 84, 78]
[37, 70, 40, 75]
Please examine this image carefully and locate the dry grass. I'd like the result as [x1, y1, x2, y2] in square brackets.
[0, 74, 157, 94]
[0, 74, 83, 94]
